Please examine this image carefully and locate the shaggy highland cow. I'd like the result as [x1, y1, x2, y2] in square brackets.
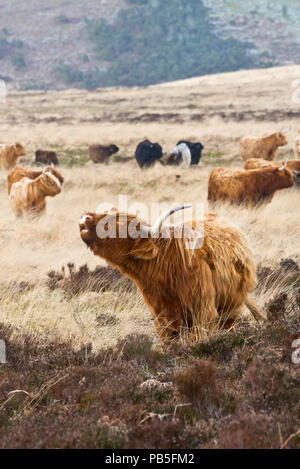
[79, 207, 262, 342]
[177, 140, 204, 165]
[240, 132, 287, 161]
[89, 144, 119, 164]
[9, 167, 64, 217]
[35, 149, 59, 166]
[167, 143, 191, 168]
[135, 139, 163, 168]
[0, 143, 25, 170]
[208, 163, 294, 207]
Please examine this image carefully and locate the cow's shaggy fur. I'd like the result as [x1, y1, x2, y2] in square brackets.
[240, 132, 287, 161]
[135, 140, 163, 168]
[35, 149, 59, 166]
[244, 158, 300, 172]
[79, 211, 262, 342]
[9, 167, 63, 217]
[0, 143, 25, 170]
[167, 143, 191, 168]
[7, 166, 64, 194]
[208, 166, 294, 208]
[89, 144, 119, 164]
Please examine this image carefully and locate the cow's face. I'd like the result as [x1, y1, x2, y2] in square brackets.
[48, 167, 64, 186]
[277, 132, 288, 146]
[108, 145, 119, 155]
[292, 171, 300, 186]
[150, 143, 163, 160]
[15, 143, 25, 156]
[276, 166, 294, 188]
[41, 168, 63, 196]
[192, 143, 204, 152]
[79, 212, 158, 264]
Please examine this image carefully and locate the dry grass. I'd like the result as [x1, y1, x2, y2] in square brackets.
[0, 66, 299, 448]
[0, 160, 299, 349]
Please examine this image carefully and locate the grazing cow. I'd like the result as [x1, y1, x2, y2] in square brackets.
[167, 143, 191, 168]
[295, 136, 300, 159]
[7, 166, 64, 195]
[0, 143, 25, 170]
[240, 132, 288, 161]
[89, 144, 119, 164]
[135, 139, 163, 168]
[208, 163, 294, 207]
[79, 207, 262, 342]
[9, 167, 63, 217]
[35, 149, 59, 166]
[177, 140, 204, 165]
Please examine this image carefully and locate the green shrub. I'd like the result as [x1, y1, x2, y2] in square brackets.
[52, 60, 84, 84]
[83, 0, 268, 88]
[55, 14, 71, 24]
[11, 52, 26, 68]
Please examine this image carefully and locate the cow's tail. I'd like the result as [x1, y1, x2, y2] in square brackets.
[245, 296, 265, 322]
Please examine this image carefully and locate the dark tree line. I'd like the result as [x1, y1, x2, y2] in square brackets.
[54, 0, 273, 88]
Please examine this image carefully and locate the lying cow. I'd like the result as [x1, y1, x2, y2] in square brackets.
[240, 132, 287, 161]
[89, 144, 119, 164]
[166, 143, 191, 168]
[9, 166, 64, 217]
[208, 163, 294, 208]
[135, 139, 163, 168]
[177, 140, 204, 165]
[79, 206, 263, 342]
[0, 143, 26, 170]
[35, 149, 59, 166]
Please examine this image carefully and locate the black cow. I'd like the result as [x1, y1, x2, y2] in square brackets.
[135, 139, 163, 168]
[177, 140, 204, 165]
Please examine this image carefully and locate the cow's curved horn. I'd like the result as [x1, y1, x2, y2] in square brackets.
[144, 205, 192, 237]
[278, 162, 287, 171]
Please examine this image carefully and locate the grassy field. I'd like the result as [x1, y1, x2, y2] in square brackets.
[0, 66, 299, 448]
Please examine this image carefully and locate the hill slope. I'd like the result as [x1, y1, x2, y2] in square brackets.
[0, 0, 299, 90]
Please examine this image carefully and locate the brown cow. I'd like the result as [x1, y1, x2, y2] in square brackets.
[244, 158, 300, 172]
[35, 149, 59, 165]
[7, 166, 64, 194]
[0, 143, 25, 170]
[89, 144, 119, 164]
[240, 132, 287, 161]
[79, 207, 262, 342]
[9, 167, 63, 217]
[208, 163, 294, 208]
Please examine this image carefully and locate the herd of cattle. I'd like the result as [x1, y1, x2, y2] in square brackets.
[0, 131, 299, 217]
[0, 129, 299, 340]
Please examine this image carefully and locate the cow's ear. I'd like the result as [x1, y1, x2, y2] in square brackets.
[130, 238, 158, 260]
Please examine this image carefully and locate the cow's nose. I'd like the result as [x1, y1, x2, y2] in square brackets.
[79, 215, 92, 229]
